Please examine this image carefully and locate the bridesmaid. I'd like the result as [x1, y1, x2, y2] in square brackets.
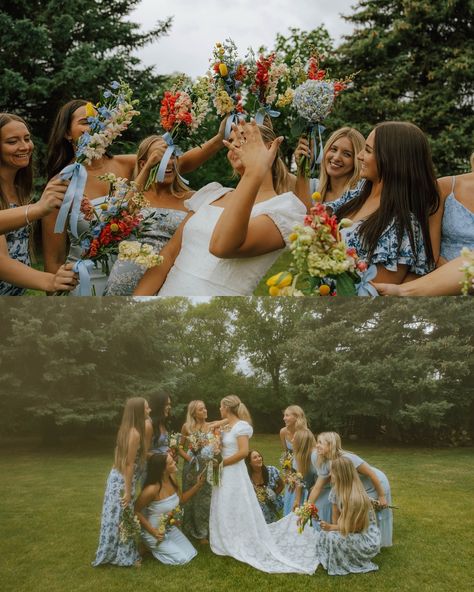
[179, 400, 212, 544]
[92, 397, 149, 567]
[315, 456, 381, 576]
[289, 429, 318, 514]
[135, 453, 204, 565]
[310, 431, 393, 547]
[279, 405, 308, 452]
[245, 449, 284, 523]
[149, 391, 172, 453]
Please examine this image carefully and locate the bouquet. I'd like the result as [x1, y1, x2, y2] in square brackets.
[118, 493, 141, 544]
[267, 202, 376, 297]
[201, 429, 223, 486]
[70, 174, 154, 295]
[460, 247, 474, 295]
[247, 50, 289, 125]
[146, 76, 210, 189]
[157, 505, 184, 538]
[279, 450, 294, 476]
[294, 502, 319, 533]
[55, 80, 140, 237]
[291, 52, 354, 177]
[284, 470, 305, 492]
[370, 498, 398, 511]
[208, 39, 248, 137]
[168, 432, 182, 455]
[185, 430, 210, 454]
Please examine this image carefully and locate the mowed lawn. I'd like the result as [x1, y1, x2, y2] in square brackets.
[1, 437, 473, 592]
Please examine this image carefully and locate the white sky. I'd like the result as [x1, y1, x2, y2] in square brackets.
[129, 0, 355, 78]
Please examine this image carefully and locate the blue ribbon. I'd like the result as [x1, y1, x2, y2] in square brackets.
[54, 162, 88, 238]
[72, 260, 95, 296]
[356, 264, 379, 297]
[224, 112, 246, 139]
[255, 106, 280, 126]
[309, 124, 326, 174]
[154, 132, 189, 185]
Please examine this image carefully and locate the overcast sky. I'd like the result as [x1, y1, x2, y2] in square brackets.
[129, 0, 355, 78]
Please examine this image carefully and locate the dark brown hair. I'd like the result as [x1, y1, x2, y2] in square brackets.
[143, 453, 178, 491]
[0, 113, 33, 210]
[336, 121, 439, 266]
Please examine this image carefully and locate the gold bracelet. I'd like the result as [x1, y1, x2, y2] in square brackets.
[25, 204, 32, 226]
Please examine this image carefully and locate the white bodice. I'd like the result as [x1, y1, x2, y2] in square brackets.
[221, 421, 253, 459]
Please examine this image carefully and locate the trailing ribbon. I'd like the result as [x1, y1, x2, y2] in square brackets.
[54, 162, 88, 238]
[310, 123, 326, 175]
[224, 112, 245, 139]
[154, 132, 189, 185]
[255, 105, 280, 126]
[356, 264, 379, 297]
[72, 259, 95, 296]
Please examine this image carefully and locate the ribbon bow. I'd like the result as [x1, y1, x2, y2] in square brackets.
[72, 259, 95, 296]
[224, 112, 246, 139]
[356, 264, 379, 297]
[255, 105, 281, 126]
[54, 162, 88, 237]
[154, 132, 189, 185]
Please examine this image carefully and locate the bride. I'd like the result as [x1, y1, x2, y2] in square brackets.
[209, 395, 318, 574]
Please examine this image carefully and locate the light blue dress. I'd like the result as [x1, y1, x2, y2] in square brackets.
[318, 452, 393, 547]
[92, 462, 142, 566]
[283, 448, 317, 516]
[141, 493, 197, 565]
[311, 453, 333, 525]
[331, 187, 434, 275]
[0, 203, 30, 296]
[104, 207, 188, 295]
[440, 177, 474, 260]
[314, 489, 381, 576]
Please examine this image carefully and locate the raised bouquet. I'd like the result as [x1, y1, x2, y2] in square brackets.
[146, 76, 210, 189]
[460, 247, 474, 295]
[118, 493, 141, 544]
[201, 429, 223, 486]
[291, 51, 355, 177]
[247, 50, 289, 125]
[71, 174, 156, 295]
[157, 505, 184, 538]
[208, 39, 248, 138]
[267, 202, 376, 297]
[294, 501, 319, 533]
[55, 80, 140, 237]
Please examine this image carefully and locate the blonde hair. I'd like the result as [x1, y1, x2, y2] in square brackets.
[114, 397, 147, 473]
[331, 456, 371, 536]
[316, 431, 345, 468]
[221, 395, 252, 425]
[317, 127, 365, 202]
[184, 400, 206, 433]
[293, 428, 316, 477]
[134, 135, 189, 196]
[285, 405, 308, 431]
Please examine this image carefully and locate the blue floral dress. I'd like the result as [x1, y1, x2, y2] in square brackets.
[314, 489, 381, 576]
[92, 456, 144, 567]
[253, 465, 284, 523]
[331, 187, 434, 275]
[0, 204, 30, 296]
[151, 430, 169, 454]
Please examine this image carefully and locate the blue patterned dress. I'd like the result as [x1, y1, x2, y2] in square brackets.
[314, 489, 381, 576]
[331, 187, 434, 275]
[253, 465, 284, 523]
[151, 430, 169, 454]
[0, 204, 30, 296]
[141, 493, 197, 565]
[92, 456, 144, 567]
[182, 433, 212, 540]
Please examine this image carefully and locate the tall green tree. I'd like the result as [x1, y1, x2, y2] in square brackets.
[333, 0, 474, 175]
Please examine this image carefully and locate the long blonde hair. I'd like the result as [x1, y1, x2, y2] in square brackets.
[317, 127, 364, 202]
[331, 456, 371, 536]
[114, 397, 147, 473]
[221, 395, 252, 425]
[184, 400, 206, 433]
[316, 431, 346, 468]
[134, 135, 189, 196]
[293, 428, 316, 477]
[285, 405, 308, 431]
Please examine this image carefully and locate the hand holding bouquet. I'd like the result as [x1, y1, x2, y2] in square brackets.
[294, 501, 319, 534]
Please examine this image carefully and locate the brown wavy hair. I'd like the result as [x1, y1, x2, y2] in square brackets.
[0, 113, 33, 210]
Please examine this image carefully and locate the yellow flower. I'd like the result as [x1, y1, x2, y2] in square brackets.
[338, 218, 353, 229]
[269, 286, 281, 296]
[219, 63, 228, 77]
[85, 102, 96, 117]
[110, 223, 119, 233]
[319, 284, 331, 296]
[99, 203, 108, 211]
[289, 232, 298, 242]
[266, 271, 293, 288]
[311, 191, 322, 201]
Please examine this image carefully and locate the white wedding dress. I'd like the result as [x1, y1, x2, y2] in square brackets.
[209, 420, 319, 574]
[158, 183, 306, 296]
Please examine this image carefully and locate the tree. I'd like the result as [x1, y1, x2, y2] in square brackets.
[333, 0, 474, 175]
[0, 1, 173, 177]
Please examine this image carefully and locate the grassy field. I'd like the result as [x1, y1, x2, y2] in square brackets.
[1, 436, 473, 592]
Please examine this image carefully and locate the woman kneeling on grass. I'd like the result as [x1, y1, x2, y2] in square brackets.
[134, 453, 205, 565]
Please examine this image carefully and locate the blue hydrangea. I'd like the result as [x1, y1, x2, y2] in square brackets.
[293, 80, 335, 123]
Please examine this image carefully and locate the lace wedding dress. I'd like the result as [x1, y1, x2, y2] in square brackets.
[209, 420, 318, 574]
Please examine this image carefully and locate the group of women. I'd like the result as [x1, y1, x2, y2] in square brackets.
[0, 100, 473, 296]
[93, 395, 392, 576]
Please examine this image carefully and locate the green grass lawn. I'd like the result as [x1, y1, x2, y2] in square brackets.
[1, 437, 473, 592]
